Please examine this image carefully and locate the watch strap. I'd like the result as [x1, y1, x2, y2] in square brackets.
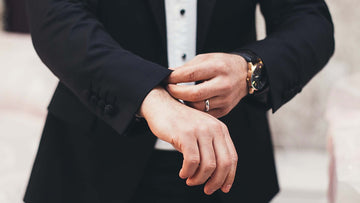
[235, 50, 260, 64]
[235, 49, 268, 94]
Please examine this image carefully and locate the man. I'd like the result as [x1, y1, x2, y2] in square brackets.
[24, 0, 334, 202]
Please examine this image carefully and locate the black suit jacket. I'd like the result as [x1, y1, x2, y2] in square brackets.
[24, 0, 334, 202]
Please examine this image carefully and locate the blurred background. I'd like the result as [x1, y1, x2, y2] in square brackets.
[0, 0, 359, 202]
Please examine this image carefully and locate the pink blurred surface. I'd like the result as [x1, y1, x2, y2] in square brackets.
[326, 73, 360, 203]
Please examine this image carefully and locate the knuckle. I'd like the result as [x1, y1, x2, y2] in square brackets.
[222, 159, 232, 168]
[196, 124, 208, 134]
[191, 89, 203, 101]
[216, 60, 226, 69]
[215, 130, 225, 138]
[220, 122, 228, 130]
[221, 81, 232, 91]
[187, 71, 196, 81]
[204, 161, 217, 172]
[210, 119, 220, 127]
[233, 155, 238, 164]
[208, 122, 222, 134]
[184, 127, 196, 135]
[232, 152, 238, 162]
[214, 122, 224, 133]
[188, 156, 200, 165]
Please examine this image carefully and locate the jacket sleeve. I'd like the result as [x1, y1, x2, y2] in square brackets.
[236, 0, 335, 112]
[26, 0, 172, 135]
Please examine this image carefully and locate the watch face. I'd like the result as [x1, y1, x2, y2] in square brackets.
[251, 63, 267, 91]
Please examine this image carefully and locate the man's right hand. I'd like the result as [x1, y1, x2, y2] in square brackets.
[139, 87, 238, 195]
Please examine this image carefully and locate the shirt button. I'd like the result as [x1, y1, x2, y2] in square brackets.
[180, 9, 186, 16]
[182, 53, 187, 60]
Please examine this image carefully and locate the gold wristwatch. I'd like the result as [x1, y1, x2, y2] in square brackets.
[238, 50, 268, 94]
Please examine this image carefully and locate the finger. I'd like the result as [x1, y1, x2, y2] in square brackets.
[167, 81, 222, 102]
[167, 63, 218, 84]
[204, 132, 232, 195]
[186, 136, 216, 186]
[179, 138, 201, 179]
[187, 96, 224, 112]
[221, 127, 238, 193]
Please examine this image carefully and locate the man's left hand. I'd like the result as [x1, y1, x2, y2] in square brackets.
[167, 53, 248, 118]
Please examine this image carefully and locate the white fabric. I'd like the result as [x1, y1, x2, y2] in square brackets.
[154, 0, 198, 150]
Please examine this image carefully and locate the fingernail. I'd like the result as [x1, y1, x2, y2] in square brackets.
[179, 170, 186, 179]
[207, 189, 215, 195]
[186, 178, 193, 185]
[225, 184, 232, 193]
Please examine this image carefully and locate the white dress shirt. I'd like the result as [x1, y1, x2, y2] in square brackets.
[154, 0, 198, 150]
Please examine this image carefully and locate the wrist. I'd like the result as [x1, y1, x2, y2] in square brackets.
[230, 53, 249, 97]
[139, 86, 172, 119]
[237, 54, 250, 92]
[234, 54, 248, 76]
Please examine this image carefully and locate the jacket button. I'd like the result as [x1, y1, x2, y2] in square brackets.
[104, 104, 115, 116]
[90, 95, 98, 104]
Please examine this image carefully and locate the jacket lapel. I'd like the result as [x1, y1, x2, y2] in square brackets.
[147, 0, 167, 47]
[197, 0, 217, 53]
[147, 0, 217, 53]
